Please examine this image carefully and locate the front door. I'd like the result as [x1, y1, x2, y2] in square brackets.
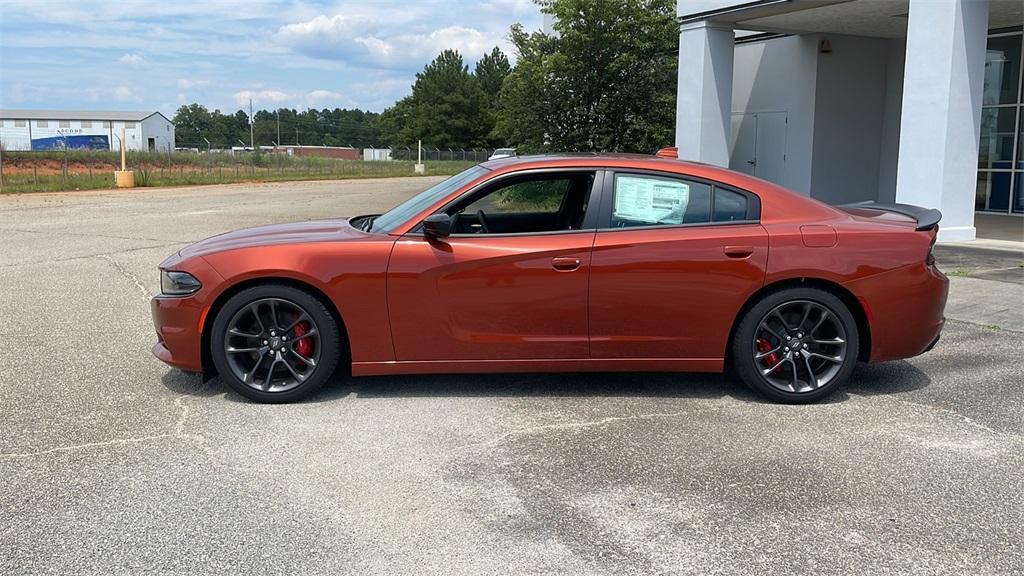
[589, 171, 769, 360]
[387, 171, 598, 361]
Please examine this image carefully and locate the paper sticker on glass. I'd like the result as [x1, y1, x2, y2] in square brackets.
[613, 175, 690, 225]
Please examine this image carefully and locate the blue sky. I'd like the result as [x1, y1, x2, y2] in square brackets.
[0, 0, 543, 116]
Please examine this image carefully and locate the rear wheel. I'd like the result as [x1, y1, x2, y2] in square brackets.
[210, 284, 342, 403]
[732, 287, 859, 403]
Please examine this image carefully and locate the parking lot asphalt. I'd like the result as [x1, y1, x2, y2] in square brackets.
[1, 179, 1022, 576]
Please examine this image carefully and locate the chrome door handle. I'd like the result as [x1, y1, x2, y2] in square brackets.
[551, 257, 581, 271]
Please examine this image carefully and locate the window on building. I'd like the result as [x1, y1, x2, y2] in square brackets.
[103, 121, 111, 128]
[59, 120, 70, 128]
[81, 121, 92, 128]
[977, 28, 1024, 213]
[37, 120, 48, 128]
[125, 122, 136, 129]
[14, 120, 26, 128]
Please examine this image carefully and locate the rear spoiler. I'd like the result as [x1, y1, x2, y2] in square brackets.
[839, 201, 942, 231]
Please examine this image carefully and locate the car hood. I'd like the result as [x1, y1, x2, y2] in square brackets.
[179, 218, 365, 259]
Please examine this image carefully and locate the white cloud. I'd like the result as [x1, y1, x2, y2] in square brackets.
[275, 14, 508, 70]
[177, 78, 210, 89]
[306, 89, 342, 106]
[112, 86, 142, 102]
[233, 89, 292, 106]
[118, 53, 146, 66]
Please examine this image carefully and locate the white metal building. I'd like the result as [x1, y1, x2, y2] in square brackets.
[676, 0, 1024, 242]
[0, 109, 175, 153]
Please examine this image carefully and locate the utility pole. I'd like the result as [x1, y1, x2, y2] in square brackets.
[249, 98, 255, 150]
[276, 109, 281, 146]
[295, 126, 299, 146]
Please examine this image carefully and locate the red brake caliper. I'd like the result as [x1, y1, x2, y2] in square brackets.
[756, 338, 780, 372]
[293, 321, 313, 362]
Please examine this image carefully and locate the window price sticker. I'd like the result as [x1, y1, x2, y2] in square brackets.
[613, 175, 689, 224]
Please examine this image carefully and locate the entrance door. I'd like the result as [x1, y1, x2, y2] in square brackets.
[730, 112, 787, 184]
[148, 138, 156, 151]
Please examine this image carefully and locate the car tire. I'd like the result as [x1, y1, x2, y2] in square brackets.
[731, 287, 859, 404]
[210, 284, 342, 403]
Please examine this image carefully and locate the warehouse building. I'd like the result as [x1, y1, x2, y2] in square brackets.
[0, 109, 175, 152]
[675, 0, 1023, 242]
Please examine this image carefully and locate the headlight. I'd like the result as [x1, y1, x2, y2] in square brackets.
[160, 270, 202, 296]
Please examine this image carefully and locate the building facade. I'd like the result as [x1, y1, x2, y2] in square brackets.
[676, 0, 1023, 242]
[0, 110, 175, 153]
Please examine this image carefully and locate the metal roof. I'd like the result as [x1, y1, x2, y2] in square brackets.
[0, 109, 171, 123]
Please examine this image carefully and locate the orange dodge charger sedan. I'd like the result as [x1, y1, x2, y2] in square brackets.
[152, 153, 948, 403]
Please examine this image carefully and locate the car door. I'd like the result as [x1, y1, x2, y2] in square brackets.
[387, 170, 600, 361]
[589, 170, 768, 360]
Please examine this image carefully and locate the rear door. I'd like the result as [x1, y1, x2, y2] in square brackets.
[589, 170, 769, 360]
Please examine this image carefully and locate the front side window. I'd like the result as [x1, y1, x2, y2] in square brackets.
[370, 165, 489, 233]
[448, 172, 594, 235]
[611, 174, 711, 227]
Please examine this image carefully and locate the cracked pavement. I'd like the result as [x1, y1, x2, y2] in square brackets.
[1, 179, 1023, 575]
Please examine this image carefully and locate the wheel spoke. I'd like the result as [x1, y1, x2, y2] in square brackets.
[226, 346, 261, 354]
[755, 345, 782, 359]
[787, 357, 799, 390]
[290, 328, 318, 342]
[270, 301, 280, 330]
[289, 348, 317, 367]
[761, 357, 785, 376]
[229, 328, 259, 338]
[284, 313, 310, 333]
[808, 352, 843, 364]
[250, 303, 266, 334]
[810, 310, 830, 336]
[282, 358, 306, 382]
[759, 321, 786, 342]
[262, 357, 279, 390]
[812, 337, 845, 345]
[798, 303, 811, 332]
[802, 352, 819, 388]
[243, 353, 266, 384]
[773, 310, 794, 332]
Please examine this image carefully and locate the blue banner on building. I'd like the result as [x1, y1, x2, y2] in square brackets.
[31, 135, 110, 151]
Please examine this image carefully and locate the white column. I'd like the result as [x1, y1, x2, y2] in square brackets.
[895, 0, 989, 243]
[675, 20, 734, 167]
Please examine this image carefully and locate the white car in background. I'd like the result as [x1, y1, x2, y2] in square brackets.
[488, 148, 516, 160]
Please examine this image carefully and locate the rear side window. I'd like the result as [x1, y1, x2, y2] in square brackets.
[713, 188, 749, 222]
[610, 174, 711, 228]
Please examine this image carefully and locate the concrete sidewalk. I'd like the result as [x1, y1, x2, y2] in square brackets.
[935, 242, 1024, 332]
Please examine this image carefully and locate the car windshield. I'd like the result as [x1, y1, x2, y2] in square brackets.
[369, 165, 490, 234]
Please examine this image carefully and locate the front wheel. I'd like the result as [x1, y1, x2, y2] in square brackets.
[210, 284, 342, 403]
[731, 287, 859, 403]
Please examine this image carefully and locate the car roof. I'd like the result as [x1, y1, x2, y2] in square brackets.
[481, 153, 738, 183]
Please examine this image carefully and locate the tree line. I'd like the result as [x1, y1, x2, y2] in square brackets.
[173, 0, 678, 154]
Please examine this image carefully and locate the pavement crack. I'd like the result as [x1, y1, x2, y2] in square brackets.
[98, 254, 152, 300]
[456, 410, 688, 452]
[0, 397, 201, 460]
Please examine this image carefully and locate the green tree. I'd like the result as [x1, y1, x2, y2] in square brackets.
[494, 0, 678, 153]
[380, 49, 490, 148]
[172, 103, 213, 147]
[475, 46, 512, 105]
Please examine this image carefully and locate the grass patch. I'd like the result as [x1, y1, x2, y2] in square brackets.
[1, 152, 477, 194]
[945, 267, 972, 278]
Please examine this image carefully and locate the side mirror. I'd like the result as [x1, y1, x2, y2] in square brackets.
[422, 213, 452, 239]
